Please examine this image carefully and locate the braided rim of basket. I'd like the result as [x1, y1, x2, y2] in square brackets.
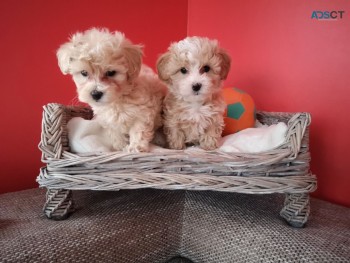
[37, 103, 316, 194]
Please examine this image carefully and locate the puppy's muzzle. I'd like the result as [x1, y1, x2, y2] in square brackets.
[91, 90, 104, 101]
[192, 83, 202, 93]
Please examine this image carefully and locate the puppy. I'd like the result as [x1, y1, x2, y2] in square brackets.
[57, 28, 165, 152]
[157, 37, 231, 150]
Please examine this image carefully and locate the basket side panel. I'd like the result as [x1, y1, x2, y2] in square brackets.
[39, 103, 93, 160]
[256, 111, 292, 125]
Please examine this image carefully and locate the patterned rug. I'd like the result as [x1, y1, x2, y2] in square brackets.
[1, 188, 349, 262]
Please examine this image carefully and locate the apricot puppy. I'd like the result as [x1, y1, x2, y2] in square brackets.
[157, 37, 231, 150]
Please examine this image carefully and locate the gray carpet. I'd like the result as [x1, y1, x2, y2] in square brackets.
[0, 188, 349, 262]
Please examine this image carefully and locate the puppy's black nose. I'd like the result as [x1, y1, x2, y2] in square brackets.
[91, 90, 103, 101]
[192, 83, 202, 92]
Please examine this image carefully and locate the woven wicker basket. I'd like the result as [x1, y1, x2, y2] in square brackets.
[37, 103, 316, 227]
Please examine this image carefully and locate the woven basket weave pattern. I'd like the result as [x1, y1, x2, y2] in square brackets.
[37, 103, 316, 226]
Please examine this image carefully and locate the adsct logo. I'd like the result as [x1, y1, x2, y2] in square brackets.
[311, 11, 345, 20]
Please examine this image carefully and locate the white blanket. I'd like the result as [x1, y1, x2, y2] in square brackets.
[219, 122, 287, 153]
[67, 117, 113, 153]
[67, 118, 288, 154]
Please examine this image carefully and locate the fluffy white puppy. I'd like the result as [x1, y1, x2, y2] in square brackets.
[57, 28, 166, 152]
[157, 37, 231, 150]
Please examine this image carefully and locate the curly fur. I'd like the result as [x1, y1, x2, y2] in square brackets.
[57, 28, 166, 152]
[157, 37, 231, 150]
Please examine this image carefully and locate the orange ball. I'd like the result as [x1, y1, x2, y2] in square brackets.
[222, 87, 256, 136]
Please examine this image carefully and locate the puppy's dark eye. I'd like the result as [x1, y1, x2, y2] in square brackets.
[180, 67, 188, 74]
[203, 65, 210, 72]
[81, 70, 88, 77]
[200, 65, 211, 74]
[106, 70, 117, 77]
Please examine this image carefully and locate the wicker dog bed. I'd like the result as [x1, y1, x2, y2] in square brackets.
[37, 103, 317, 227]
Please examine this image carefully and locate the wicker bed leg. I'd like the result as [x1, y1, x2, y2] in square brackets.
[43, 189, 74, 220]
[280, 193, 310, 228]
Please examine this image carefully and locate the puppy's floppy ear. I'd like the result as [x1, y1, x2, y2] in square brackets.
[122, 42, 143, 82]
[156, 52, 172, 83]
[218, 48, 231, 80]
[56, 42, 75, 75]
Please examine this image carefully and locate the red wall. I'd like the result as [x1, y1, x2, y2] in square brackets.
[0, 0, 187, 194]
[188, 0, 350, 206]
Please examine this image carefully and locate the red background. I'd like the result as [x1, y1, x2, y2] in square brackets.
[0, 0, 188, 193]
[1, 0, 349, 207]
[188, 0, 350, 207]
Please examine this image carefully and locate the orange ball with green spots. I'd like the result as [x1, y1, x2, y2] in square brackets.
[222, 87, 256, 136]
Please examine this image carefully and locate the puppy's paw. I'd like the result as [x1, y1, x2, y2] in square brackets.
[168, 140, 186, 150]
[112, 140, 128, 152]
[199, 136, 218, 151]
[125, 143, 149, 153]
[164, 126, 186, 150]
